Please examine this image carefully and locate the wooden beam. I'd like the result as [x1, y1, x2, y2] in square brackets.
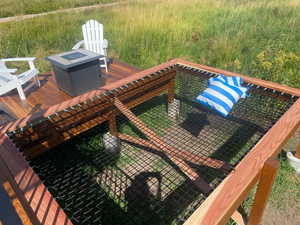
[14, 71, 175, 147]
[295, 141, 300, 159]
[0, 163, 34, 225]
[114, 98, 230, 170]
[109, 114, 118, 136]
[168, 154, 213, 194]
[118, 132, 212, 194]
[0, 136, 73, 225]
[167, 78, 175, 103]
[113, 99, 238, 194]
[118, 133, 230, 171]
[25, 83, 170, 159]
[248, 158, 280, 225]
[231, 210, 246, 225]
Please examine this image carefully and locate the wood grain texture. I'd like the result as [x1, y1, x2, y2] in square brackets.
[167, 78, 175, 103]
[231, 210, 246, 225]
[109, 114, 118, 136]
[183, 98, 300, 225]
[0, 135, 73, 225]
[0, 161, 34, 225]
[295, 142, 300, 159]
[248, 158, 280, 225]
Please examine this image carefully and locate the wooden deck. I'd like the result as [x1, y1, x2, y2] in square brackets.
[1, 58, 300, 225]
[0, 59, 140, 225]
[0, 59, 141, 119]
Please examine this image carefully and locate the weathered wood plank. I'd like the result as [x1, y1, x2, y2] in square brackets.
[0, 136, 73, 225]
[295, 142, 300, 159]
[248, 158, 280, 225]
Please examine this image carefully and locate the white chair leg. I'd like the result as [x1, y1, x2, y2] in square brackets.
[16, 84, 26, 100]
[34, 75, 41, 87]
[104, 57, 108, 73]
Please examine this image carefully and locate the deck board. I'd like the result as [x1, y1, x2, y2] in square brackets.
[0, 59, 141, 119]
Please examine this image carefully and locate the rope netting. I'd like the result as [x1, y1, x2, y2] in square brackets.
[27, 70, 296, 225]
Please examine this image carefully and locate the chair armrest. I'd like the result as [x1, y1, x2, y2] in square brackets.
[0, 68, 18, 73]
[1, 57, 37, 70]
[103, 39, 108, 49]
[1, 57, 36, 62]
[72, 40, 84, 50]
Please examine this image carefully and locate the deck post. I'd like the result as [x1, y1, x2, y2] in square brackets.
[248, 158, 280, 225]
[167, 76, 180, 120]
[109, 114, 118, 137]
[104, 114, 120, 154]
[167, 77, 175, 104]
[295, 142, 300, 159]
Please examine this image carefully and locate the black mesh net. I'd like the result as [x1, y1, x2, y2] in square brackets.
[27, 70, 296, 225]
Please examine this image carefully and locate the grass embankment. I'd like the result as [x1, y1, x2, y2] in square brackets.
[0, 0, 119, 18]
[0, 0, 299, 223]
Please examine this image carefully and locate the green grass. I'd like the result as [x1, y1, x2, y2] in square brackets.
[239, 151, 300, 224]
[0, 0, 119, 18]
[0, 0, 300, 88]
[271, 154, 300, 209]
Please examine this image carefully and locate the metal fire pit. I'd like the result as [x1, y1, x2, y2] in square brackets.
[46, 49, 103, 96]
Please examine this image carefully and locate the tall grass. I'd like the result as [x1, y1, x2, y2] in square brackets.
[0, 0, 119, 18]
[0, 0, 300, 87]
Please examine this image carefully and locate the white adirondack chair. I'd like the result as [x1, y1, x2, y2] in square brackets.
[0, 57, 40, 100]
[72, 20, 109, 72]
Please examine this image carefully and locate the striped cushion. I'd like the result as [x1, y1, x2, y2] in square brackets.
[196, 75, 249, 117]
[209, 74, 243, 87]
[209, 74, 248, 98]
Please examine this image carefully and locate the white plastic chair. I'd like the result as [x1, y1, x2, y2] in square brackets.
[0, 57, 40, 100]
[72, 19, 109, 72]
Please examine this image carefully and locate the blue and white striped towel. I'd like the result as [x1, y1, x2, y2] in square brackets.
[196, 74, 249, 117]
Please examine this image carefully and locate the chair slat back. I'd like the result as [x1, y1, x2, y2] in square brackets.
[82, 20, 104, 55]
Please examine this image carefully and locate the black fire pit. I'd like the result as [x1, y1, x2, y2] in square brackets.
[46, 49, 103, 96]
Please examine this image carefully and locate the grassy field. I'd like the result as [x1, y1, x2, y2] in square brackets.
[0, 0, 300, 223]
[0, 0, 119, 18]
[0, 0, 300, 87]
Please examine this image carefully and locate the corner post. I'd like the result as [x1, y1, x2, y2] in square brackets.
[167, 76, 175, 104]
[109, 114, 118, 137]
[295, 142, 300, 159]
[167, 74, 180, 119]
[248, 158, 280, 225]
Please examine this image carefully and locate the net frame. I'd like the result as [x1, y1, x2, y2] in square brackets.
[1, 59, 300, 225]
